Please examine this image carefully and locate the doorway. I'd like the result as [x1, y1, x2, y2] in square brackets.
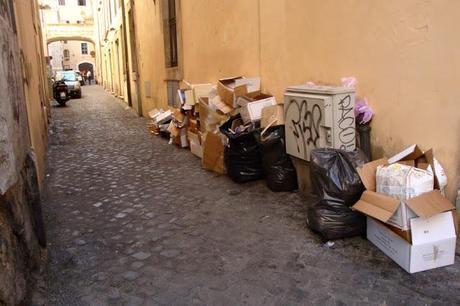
[78, 62, 94, 85]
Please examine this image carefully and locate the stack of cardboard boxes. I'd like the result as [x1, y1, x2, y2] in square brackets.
[148, 76, 283, 175]
[352, 145, 457, 273]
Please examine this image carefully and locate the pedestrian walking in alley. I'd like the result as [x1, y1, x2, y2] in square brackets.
[86, 70, 92, 85]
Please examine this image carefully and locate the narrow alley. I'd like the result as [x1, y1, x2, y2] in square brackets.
[43, 86, 460, 305]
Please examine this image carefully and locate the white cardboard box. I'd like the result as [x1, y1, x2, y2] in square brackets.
[366, 212, 456, 273]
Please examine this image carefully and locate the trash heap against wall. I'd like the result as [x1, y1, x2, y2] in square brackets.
[147, 77, 457, 274]
[148, 76, 298, 192]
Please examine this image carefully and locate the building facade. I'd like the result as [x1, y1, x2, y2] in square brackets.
[48, 39, 96, 73]
[93, 0, 129, 102]
[0, 0, 50, 304]
[41, 0, 96, 76]
[94, 0, 460, 204]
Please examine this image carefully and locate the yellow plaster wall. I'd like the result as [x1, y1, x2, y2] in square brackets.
[181, 0, 260, 83]
[259, 0, 460, 201]
[105, 0, 459, 202]
[131, 0, 168, 113]
[15, 0, 50, 185]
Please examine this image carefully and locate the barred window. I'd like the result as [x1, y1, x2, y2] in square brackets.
[81, 43, 88, 55]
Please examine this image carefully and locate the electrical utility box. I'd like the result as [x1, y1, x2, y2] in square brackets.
[284, 85, 356, 161]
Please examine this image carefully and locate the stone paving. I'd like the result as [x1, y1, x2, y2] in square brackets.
[43, 85, 460, 306]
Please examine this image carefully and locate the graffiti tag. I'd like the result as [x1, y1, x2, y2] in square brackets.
[286, 99, 323, 158]
[338, 95, 355, 150]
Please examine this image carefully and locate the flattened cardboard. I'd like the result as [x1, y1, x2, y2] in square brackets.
[388, 144, 424, 164]
[356, 158, 388, 191]
[239, 96, 277, 124]
[188, 131, 203, 159]
[187, 131, 201, 145]
[261, 104, 285, 128]
[198, 98, 209, 133]
[353, 190, 400, 223]
[185, 90, 194, 106]
[202, 132, 225, 174]
[406, 190, 455, 218]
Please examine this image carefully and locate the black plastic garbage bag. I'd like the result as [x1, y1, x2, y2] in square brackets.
[307, 200, 366, 240]
[310, 148, 368, 206]
[220, 115, 264, 183]
[307, 148, 368, 240]
[256, 126, 298, 192]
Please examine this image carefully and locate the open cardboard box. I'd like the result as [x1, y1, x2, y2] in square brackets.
[238, 95, 277, 124]
[217, 76, 260, 108]
[352, 145, 455, 230]
[367, 211, 457, 273]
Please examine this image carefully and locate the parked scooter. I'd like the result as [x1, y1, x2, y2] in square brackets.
[53, 80, 70, 106]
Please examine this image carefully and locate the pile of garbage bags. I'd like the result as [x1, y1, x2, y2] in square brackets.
[220, 115, 297, 191]
[220, 115, 264, 183]
[307, 148, 368, 240]
[256, 126, 297, 192]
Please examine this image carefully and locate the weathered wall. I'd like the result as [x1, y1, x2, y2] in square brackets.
[15, 0, 50, 185]
[0, 1, 30, 194]
[0, 0, 48, 304]
[259, 0, 460, 202]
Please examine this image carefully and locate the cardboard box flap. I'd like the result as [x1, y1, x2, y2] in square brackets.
[422, 149, 440, 189]
[388, 144, 424, 164]
[406, 190, 455, 218]
[235, 77, 260, 93]
[218, 76, 244, 86]
[233, 84, 248, 98]
[410, 211, 456, 245]
[356, 158, 388, 191]
[352, 190, 400, 222]
[211, 96, 233, 114]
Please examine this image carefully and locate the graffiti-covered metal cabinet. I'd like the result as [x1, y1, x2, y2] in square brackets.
[284, 85, 356, 161]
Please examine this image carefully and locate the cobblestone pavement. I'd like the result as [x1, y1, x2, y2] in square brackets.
[43, 86, 460, 306]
